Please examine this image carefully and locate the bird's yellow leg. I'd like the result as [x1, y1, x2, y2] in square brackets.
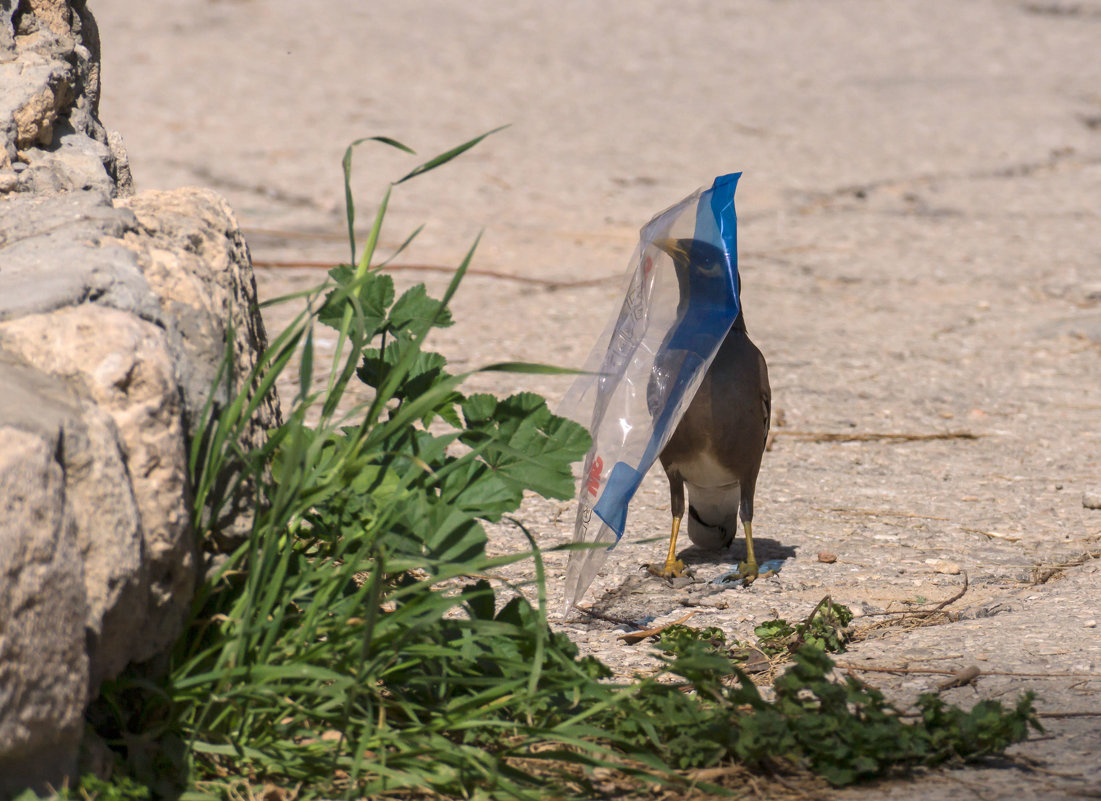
[647, 517, 686, 578]
[737, 520, 759, 583]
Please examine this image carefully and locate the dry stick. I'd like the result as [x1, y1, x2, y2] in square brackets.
[618, 611, 699, 645]
[776, 430, 982, 443]
[860, 573, 969, 618]
[962, 526, 1022, 542]
[1036, 711, 1101, 718]
[1005, 754, 1096, 779]
[573, 606, 642, 629]
[797, 595, 837, 634]
[833, 664, 1100, 680]
[251, 259, 617, 290]
[937, 665, 982, 691]
[684, 766, 746, 783]
[931, 572, 969, 610]
[815, 506, 952, 521]
[1030, 550, 1101, 585]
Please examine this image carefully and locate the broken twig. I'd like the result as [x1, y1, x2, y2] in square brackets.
[776, 430, 981, 444]
[573, 607, 642, 629]
[859, 573, 969, 618]
[618, 611, 699, 645]
[252, 259, 616, 290]
[835, 664, 1099, 680]
[936, 665, 982, 691]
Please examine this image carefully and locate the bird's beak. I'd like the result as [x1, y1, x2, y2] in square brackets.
[652, 237, 687, 262]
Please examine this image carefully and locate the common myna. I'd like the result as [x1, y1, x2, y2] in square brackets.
[646, 238, 771, 582]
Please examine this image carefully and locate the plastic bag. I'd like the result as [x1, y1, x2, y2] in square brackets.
[559, 173, 743, 610]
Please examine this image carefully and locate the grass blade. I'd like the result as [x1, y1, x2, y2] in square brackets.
[394, 126, 508, 185]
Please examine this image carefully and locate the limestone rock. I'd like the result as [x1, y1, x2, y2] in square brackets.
[115, 188, 281, 549]
[0, 0, 128, 193]
[0, 190, 153, 322]
[0, 359, 90, 795]
[0, 305, 197, 666]
[0, 0, 279, 793]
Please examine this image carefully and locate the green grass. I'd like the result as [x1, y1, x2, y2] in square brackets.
[81, 132, 1041, 800]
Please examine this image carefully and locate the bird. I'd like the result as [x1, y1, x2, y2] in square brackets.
[644, 237, 771, 582]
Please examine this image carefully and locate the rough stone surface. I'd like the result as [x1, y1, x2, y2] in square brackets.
[0, 305, 195, 666]
[0, 1, 278, 794]
[0, 358, 89, 793]
[0, 190, 152, 321]
[0, 0, 126, 189]
[113, 188, 281, 548]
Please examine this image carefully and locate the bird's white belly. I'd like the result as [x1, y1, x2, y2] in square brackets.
[672, 448, 739, 489]
[685, 481, 740, 526]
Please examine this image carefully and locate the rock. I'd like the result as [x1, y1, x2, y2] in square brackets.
[114, 188, 279, 549]
[817, 551, 837, 563]
[0, 190, 153, 324]
[0, 360, 90, 793]
[1083, 490, 1101, 510]
[0, 305, 196, 666]
[926, 559, 962, 575]
[0, 1, 279, 793]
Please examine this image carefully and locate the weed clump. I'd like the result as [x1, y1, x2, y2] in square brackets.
[755, 596, 854, 656]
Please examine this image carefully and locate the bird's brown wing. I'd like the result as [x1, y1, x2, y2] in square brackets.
[758, 350, 771, 450]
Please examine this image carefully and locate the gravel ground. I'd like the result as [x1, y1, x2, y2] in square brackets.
[93, 1, 1100, 797]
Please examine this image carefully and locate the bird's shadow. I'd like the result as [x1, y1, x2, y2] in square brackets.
[576, 539, 798, 624]
[680, 537, 796, 567]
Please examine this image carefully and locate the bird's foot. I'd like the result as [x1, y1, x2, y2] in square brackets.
[734, 560, 759, 584]
[645, 559, 687, 579]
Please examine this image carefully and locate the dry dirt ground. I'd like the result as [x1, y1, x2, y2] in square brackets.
[93, 1, 1100, 797]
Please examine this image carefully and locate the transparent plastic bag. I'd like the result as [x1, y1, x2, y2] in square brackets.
[559, 173, 743, 610]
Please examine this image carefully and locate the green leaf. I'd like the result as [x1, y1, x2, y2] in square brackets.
[388, 283, 454, 333]
[342, 135, 415, 262]
[459, 393, 591, 501]
[317, 264, 394, 337]
[356, 339, 462, 424]
[438, 459, 522, 522]
[655, 624, 726, 657]
[394, 125, 508, 185]
[297, 327, 314, 403]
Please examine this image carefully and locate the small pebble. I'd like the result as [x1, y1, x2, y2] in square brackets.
[1083, 490, 1101, 510]
[926, 559, 961, 575]
[1085, 620, 1097, 628]
[818, 551, 837, 563]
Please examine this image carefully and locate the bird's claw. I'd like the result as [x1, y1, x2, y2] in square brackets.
[645, 559, 687, 579]
[735, 560, 759, 584]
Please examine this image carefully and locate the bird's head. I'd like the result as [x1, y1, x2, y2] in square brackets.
[651, 234, 731, 297]
[653, 237, 727, 277]
[653, 237, 735, 313]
